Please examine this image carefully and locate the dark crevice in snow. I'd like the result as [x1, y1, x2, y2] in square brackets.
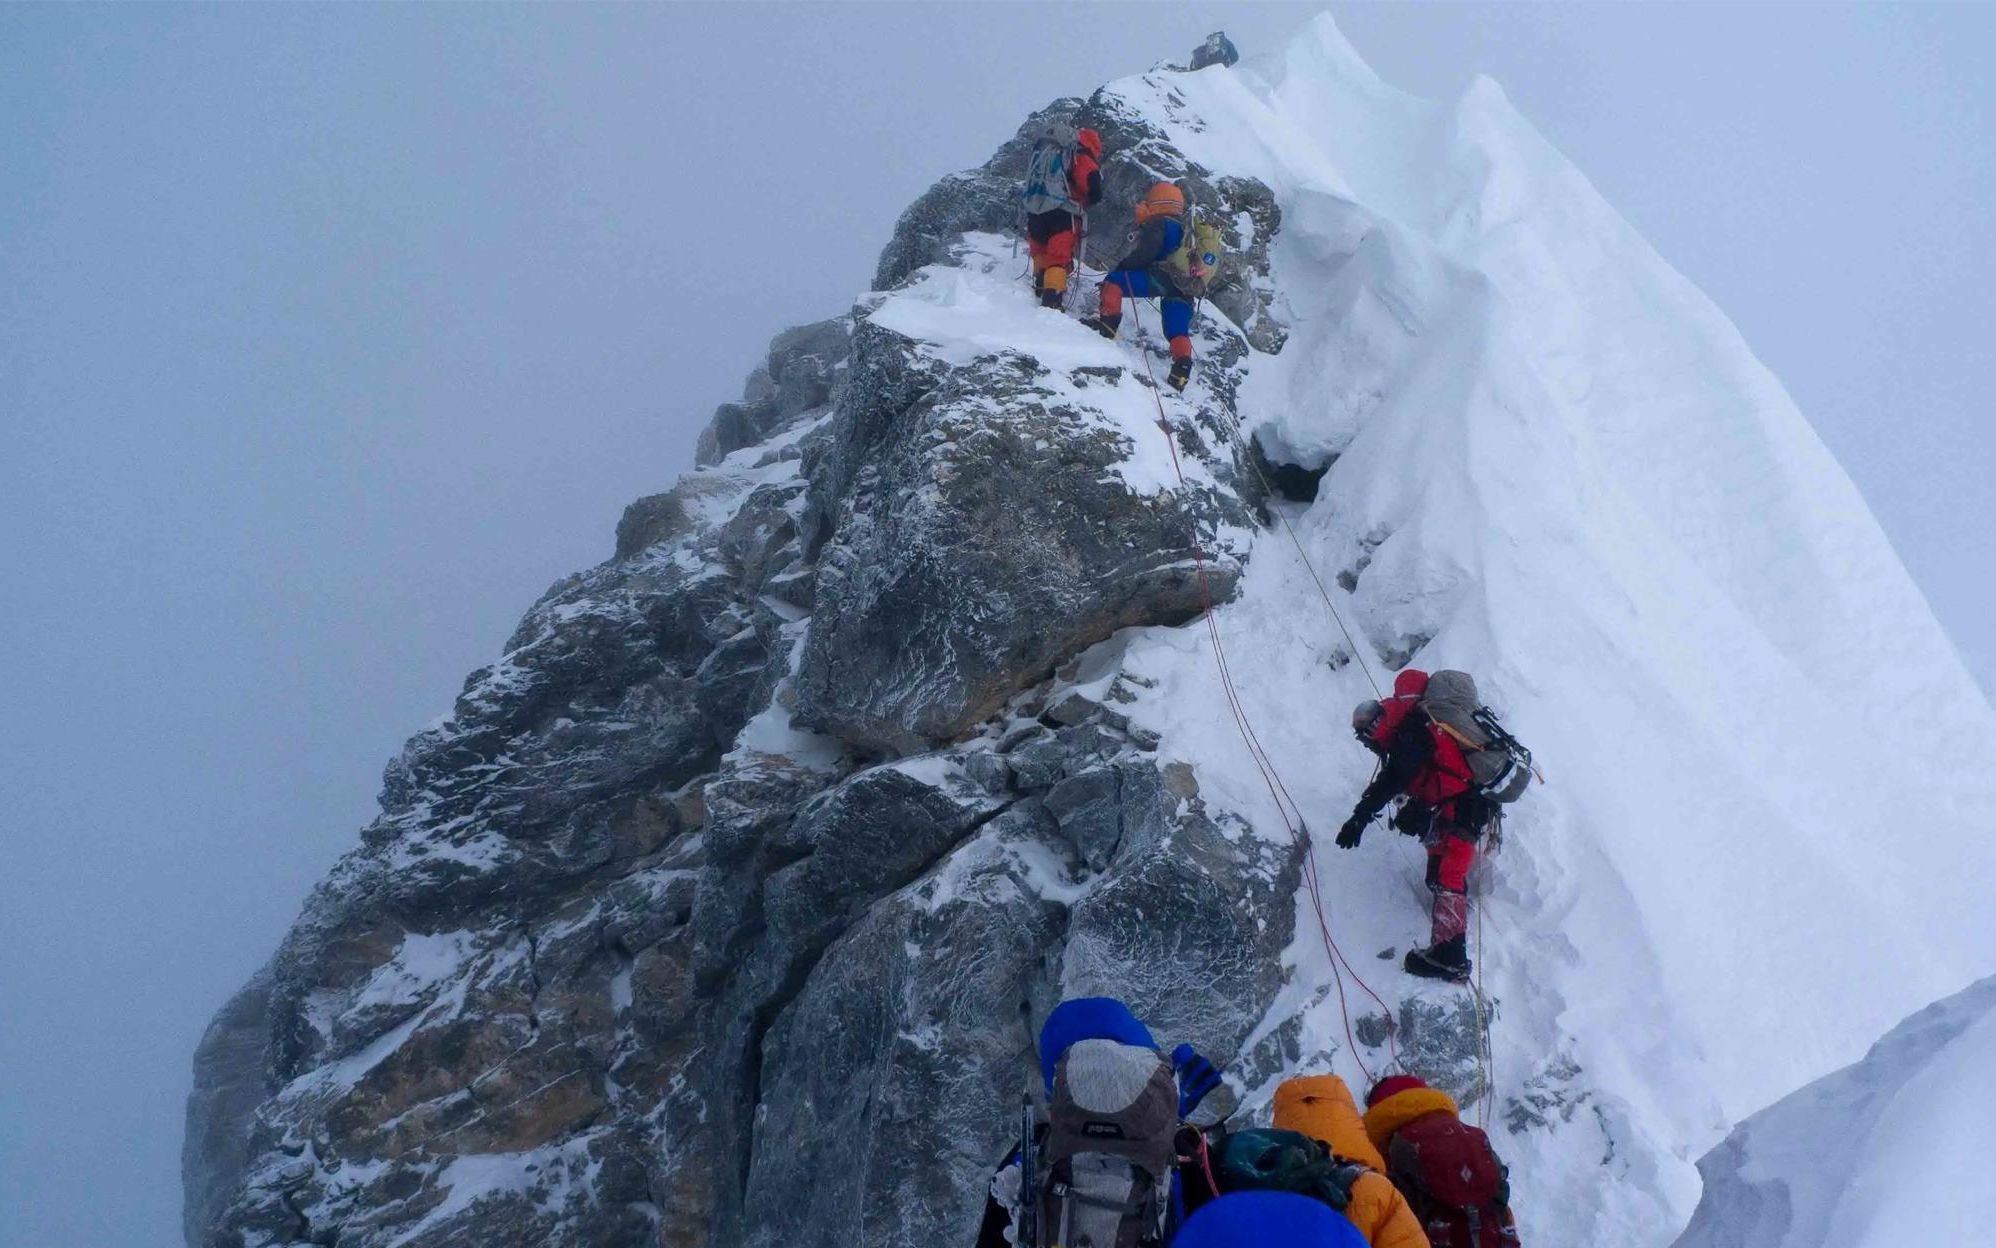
[1265, 459, 1329, 504]
[1259, 450, 1332, 505]
[519, 922, 545, 1039]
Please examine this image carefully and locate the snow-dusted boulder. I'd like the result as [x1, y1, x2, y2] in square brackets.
[691, 317, 851, 470]
[795, 291, 1250, 755]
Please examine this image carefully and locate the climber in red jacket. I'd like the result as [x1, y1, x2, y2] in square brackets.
[1339, 669, 1487, 983]
[1025, 127, 1103, 309]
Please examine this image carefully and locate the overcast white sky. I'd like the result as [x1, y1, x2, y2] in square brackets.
[3, 4, 1990, 1245]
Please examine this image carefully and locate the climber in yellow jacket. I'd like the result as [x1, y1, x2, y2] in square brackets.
[1272, 1075, 1432, 1248]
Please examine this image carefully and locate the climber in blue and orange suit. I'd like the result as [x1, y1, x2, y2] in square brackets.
[1085, 181, 1199, 392]
[1029, 127, 1104, 309]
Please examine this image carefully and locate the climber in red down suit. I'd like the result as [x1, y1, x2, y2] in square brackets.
[1338, 669, 1487, 983]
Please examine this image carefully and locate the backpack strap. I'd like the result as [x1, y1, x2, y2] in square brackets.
[1434, 720, 1481, 752]
[1052, 1180, 1151, 1217]
[1426, 721, 1478, 788]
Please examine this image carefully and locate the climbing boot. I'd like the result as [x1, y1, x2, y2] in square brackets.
[1040, 286, 1065, 310]
[1166, 357, 1192, 392]
[1404, 935, 1470, 984]
[1081, 314, 1121, 340]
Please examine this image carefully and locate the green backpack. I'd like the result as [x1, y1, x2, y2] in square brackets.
[1213, 1127, 1366, 1211]
[1160, 216, 1226, 295]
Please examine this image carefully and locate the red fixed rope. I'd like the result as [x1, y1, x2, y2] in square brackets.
[1126, 302, 1398, 1082]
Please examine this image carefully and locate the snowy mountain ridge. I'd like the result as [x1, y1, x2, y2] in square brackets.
[1671, 973, 1996, 1248]
[185, 14, 1996, 1248]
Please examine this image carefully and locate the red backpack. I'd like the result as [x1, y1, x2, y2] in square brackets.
[1384, 1114, 1520, 1248]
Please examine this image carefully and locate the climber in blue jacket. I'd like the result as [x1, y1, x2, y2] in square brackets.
[1084, 182, 1204, 392]
[1173, 1191, 1369, 1248]
[974, 997, 1225, 1248]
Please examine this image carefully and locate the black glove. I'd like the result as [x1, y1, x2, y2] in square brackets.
[1391, 801, 1433, 839]
[1335, 816, 1366, 849]
[1172, 1044, 1223, 1117]
[1319, 1160, 1358, 1211]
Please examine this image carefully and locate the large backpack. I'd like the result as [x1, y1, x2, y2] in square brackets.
[1420, 670, 1534, 804]
[1023, 122, 1083, 216]
[1384, 1114, 1521, 1248]
[1035, 1039, 1181, 1248]
[1159, 215, 1226, 296]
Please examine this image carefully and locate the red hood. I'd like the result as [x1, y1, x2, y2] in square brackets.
[1393, 669, 1430, 698]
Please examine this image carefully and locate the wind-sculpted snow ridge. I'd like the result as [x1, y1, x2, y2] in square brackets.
[187, 12, 1996, 1248]
[1091, 15, 1996, 1245]
[1670, 974, 1996, 1248]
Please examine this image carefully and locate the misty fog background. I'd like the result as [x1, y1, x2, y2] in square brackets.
[3, 4, 1990, 1245]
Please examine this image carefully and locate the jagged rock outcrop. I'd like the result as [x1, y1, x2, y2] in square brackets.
[793, 318, 1248, 753]
[690, 318, 851, 473]
[184, 70, 1340, 1248]
[183, 971, 274, 1248]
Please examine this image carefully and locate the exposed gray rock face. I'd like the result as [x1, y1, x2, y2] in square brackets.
[1189, 32, 1241, 72]
[186, 74, 1303, 1248]
[692, 317, 850, 470]
[183, 971, 274, 1248]
[792, 318, 1249, 754]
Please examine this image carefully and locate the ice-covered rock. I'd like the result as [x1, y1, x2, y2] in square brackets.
[794, 280, 1251, 754]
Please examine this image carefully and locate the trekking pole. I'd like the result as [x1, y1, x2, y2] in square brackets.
[1016, 137, 1034, 267]
[1019, 1095, 1039, 1248]
[1015, 164, 1025, 264]
[1065, 210, 1087, 315]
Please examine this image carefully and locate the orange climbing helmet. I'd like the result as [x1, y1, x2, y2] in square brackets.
[1135, 181, 1186, 223]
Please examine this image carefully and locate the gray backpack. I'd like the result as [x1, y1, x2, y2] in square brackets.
[1035, 1039, 1180, 1248]
[1022, 121, 1082, 216]
[1421, 670, 1535, 804]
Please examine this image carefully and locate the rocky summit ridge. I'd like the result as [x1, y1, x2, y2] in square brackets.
[184, 85, 1347, 1248]
[185, 17, 1996, 1248]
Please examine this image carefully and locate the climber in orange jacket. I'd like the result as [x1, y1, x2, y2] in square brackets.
[1083, 181, 1202, 391]
[1273, 1075, 1432, 1248]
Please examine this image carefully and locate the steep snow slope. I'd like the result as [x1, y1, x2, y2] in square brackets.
[1671, 974, 1996, 1247]
[1064, 14, 1996, 1243]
